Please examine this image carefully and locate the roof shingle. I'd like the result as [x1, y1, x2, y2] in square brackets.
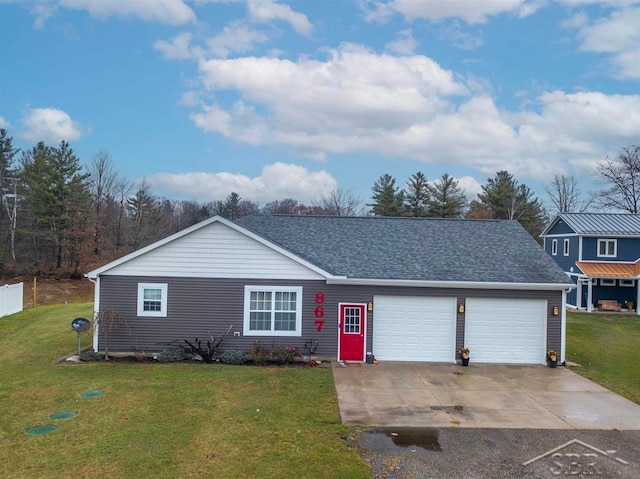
[237, 215, 571, 285]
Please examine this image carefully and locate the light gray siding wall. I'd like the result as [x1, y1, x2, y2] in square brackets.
[97, 275, 563, 359]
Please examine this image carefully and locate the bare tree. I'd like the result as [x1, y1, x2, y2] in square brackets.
[596, 145, 640, 213]
[314, 188, 363, 216]
[545, 174, 593, 215]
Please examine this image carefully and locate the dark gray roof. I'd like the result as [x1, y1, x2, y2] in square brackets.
[548, 213, 640, 236]
[237, 215, 571, 284]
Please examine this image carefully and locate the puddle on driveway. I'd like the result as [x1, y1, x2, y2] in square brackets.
[377, 427, 442, 452]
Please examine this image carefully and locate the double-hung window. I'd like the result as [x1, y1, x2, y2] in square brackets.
[563, 239, 570, 256]
[137, 283, 168, 317]
[597, 239, 616, 257]
[244, 286, 302, 336]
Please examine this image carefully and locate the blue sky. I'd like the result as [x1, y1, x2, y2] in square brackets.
[1, 0, 639, 209]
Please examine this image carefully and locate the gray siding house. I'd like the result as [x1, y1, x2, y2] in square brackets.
[86, 215, 573, 364]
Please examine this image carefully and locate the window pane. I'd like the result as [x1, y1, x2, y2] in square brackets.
[608, 241, 615, 255]
[143, 288, 162, 311]
[250, 312, 271, 331]
[275, 291, 296, 311]
[144, 288, 162, 300]
[274, 312, 296, 331]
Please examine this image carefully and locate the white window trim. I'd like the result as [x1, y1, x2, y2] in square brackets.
[597, 239, 617, 258]
[620, 279, 635, 287]
[137, 283, 168, 317]
[552, 239, 558, 256]
[243, 286, 303, 337]
[600, 278, 616, 286]
[563, 239, 570, 256]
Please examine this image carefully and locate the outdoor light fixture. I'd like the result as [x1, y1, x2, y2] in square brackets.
[458, 303, 465, 314]
[553, 306, 559, 316]
[368, 302, 373, 311]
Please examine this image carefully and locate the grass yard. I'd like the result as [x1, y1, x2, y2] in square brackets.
[0, 304, 369, 479]
[566, 310, 640, 404]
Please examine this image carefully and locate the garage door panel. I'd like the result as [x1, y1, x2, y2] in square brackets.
[465, 298, 546, 364]
[373, 296, 456, 362]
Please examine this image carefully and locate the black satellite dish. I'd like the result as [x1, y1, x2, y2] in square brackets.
[71, 317, 91, 355]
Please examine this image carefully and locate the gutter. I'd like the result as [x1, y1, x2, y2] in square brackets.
[326, 277, 575, 291]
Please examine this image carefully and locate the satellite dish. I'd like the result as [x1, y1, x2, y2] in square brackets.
[71, 317, 91, 333]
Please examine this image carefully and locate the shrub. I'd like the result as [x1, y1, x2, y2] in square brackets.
[221, 349, 247, 365]
[270, 344, 302, 365]
[79, 350, 103, 362]
[155, 349, 186, 363]
[248, 341, 269, 365]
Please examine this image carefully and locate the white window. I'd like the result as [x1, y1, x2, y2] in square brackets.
[243, 286, 302, 336]
[563, 239, 570, 256]
[597, 239, 616, 257]
[600, 278, 616, 286]
[620, 279, 635, 287]
[137, 283, 168, 317]
[552, 239, 558, 255]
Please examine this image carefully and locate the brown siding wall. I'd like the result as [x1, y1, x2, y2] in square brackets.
[97, 275, 564, 359]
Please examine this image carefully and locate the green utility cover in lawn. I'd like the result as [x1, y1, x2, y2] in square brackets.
[50, 411, 77, 420]
[26, 425, 57, 435]
[81, 390, 104, 398]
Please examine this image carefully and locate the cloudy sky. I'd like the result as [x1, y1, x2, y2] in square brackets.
[1, 0, 639, 208]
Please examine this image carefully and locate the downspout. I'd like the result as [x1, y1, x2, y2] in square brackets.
[561, 288, 568, 364]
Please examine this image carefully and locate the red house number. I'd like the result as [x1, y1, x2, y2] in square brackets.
[314, 292, 325, 331]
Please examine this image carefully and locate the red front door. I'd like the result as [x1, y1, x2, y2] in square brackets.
[338, 303, 366, 361]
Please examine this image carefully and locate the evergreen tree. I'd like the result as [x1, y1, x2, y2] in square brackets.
[0, 129, 19, 262]
[472, 170, 546, 238]
[369, 174, 405, 216]
[405, 171, 430, 217]
[19, 141, 91, 270]
[427, 173, 466, 218]
[222, 192, 241, 220]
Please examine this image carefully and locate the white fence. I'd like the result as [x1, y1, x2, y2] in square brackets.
[0, 282, 23, 318]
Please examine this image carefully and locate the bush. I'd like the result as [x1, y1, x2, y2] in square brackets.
[155, 349, 186, 363]
[248, 341, 302, 366]
[248, 341, 269, 365]
[79, 350, 103, 362]
[221, 349, 247, 365]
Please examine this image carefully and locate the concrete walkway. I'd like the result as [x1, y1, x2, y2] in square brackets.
[333, 362, 640, 429]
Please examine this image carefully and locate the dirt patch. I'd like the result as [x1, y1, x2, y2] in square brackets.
[1, 276, 94, 308]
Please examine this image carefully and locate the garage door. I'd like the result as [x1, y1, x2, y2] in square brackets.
[373, 296, 456, 362]
[465, 298, 546, 364]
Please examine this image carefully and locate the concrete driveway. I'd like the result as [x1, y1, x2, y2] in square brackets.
[333, 362, 640, 429]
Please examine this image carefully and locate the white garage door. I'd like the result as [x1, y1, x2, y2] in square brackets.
[465, 298, 547, 364]
[373, 296, 456, 362]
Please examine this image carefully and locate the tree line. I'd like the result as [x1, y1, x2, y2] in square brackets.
[0, 128, 637, 277]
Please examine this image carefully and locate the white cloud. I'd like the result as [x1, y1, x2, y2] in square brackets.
[0, 116, 9, 129]
[146, 162, 338, 203]
[21, 107, 87, 143]
[206, 21, 269, 58]
[385, 29, 417, 55]
[59, 0, 196, 25]
[247, 0, 313, 35]
[439, 20, 484, 50]
[154, 32, 203, 60]
[32, 2, 57, 29]
[185, 45, 640, 183]
[455, 175, 483, 199]
[570, 7, 640, 79]
[365, 0, 533, 24]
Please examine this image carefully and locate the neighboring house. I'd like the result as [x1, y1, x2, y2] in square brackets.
[86, 215, 572, 364]
[541, 213, 640, 314]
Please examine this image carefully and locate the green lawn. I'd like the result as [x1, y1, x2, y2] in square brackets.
[0, 304, 369, 479]
[566, 310, 640, 404]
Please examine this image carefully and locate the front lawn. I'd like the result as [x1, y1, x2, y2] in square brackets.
[566, 310, 640, 404]
[0, 304, 369, 479]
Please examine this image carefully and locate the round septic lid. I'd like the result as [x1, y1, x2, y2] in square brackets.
[50, 411, 77, 420]
[81, 389, 104, 398]
[26, 425, 57, 435]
